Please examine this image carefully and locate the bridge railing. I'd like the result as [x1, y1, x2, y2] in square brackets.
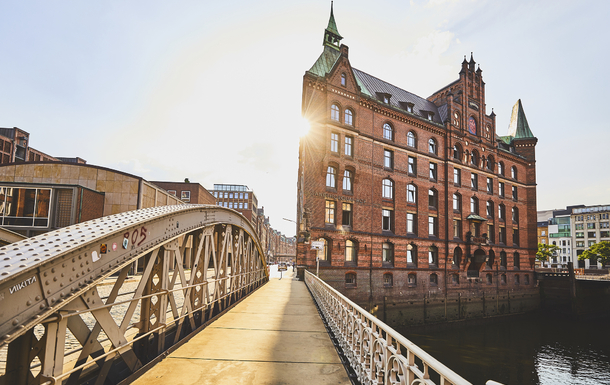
[305, 270, 501, 385]
[0, 205, 268, 385]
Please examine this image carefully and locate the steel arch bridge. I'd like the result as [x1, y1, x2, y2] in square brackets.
[0, 205, 268, 385]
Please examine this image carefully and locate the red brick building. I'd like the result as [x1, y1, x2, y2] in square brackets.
[296, 7, 538, 312]
[150, 181, 216, 205]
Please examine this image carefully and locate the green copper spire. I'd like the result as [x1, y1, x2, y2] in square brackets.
[507, 99, 535, 139]
[323, 2, 343, 51]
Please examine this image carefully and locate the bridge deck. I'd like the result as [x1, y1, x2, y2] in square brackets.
[132, 269, 351, 385]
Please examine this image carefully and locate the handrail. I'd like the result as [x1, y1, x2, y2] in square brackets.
[305, 270, 504, 385]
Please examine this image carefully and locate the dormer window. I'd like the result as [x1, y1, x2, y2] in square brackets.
[376, 92, 391, 104]
[427, 112, 434, 121]
[399, 101, 414, 113]
[341, 73, 346, 87]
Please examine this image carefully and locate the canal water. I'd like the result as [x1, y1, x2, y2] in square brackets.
[399, 313, 610, 385]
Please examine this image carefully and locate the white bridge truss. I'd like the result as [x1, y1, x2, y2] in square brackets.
[0, 205, 267, 385]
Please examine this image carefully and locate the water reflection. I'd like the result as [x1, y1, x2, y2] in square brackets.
[398, 313, 610, 385]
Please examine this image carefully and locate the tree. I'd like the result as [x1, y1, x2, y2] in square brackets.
[578, 241, 610, 267]
[184, 178, 190, 183]
[536, 243, 560, 262]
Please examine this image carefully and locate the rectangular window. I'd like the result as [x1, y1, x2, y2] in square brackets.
[601, 222, 609, 229]
[0, 187, 52, 227]
[499, 182, 505, 197]
[168, 190, 177, 196]
[499, 227, 506, 244]
[454, 168, 461, 186]
[588, 231, 596, 238]
[342, 203, 353, 227]
[513, 229, 520, 246]
[487, 177, 493, 194]
[181, 191, 191, 202]
[588, 240, 596, 247]
[488, 224, 495, 243]
[576, 232, 584, 238]
[229, 202, 233, 208]
[239, 202, 243, 209]
[428, 216, 437, 236]
[576, 241, 585, 247]
[575, 223, 584, 230]
[331, 133, 339, 153]
[244, 202, 248, 209]
[471, 173, 478, 190]
[408, 156, 417, 175]
[344, 136, 353, 157]
[382, 209, 393, 232]
[407, 213, 416, 234]
[229, 193, 233, 199]
[587, 223, 596, 229]
[240, 193, 244, 199]
[512, 186, 518, 200]
[601, 231, 610, 238]
[384, 150, 393, 169]
[325, 200, 336, 224]
[487, 201, 493, 217]
[453, 219, 461, 239]
[430, 162, 437, 181]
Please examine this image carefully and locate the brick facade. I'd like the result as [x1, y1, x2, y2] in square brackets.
[296, 9, 539, 314]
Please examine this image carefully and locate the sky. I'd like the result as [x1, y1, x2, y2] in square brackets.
[1, 0, 609, 236]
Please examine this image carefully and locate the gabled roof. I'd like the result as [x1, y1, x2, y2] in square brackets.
[352, 68, 444, 125]
[507, 99, 535, 139]
[307, 46, 341, 78]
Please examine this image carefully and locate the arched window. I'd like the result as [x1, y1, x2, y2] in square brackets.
[430, 273, 438, 286]
[486, 273, 493, 284]
[345, 272, 356, 287]
[501, 274, 507, 284]
[471, 150, 479, 167]
[513, 252, 520, 269]
[470, 196, 479, 214]
[407, 244, 417, 266]
[407, 184, 416, 203]
[453, 143, 462, 161]
[408, 273, 417, 285]
[343, 169, 353, 191]
[382, 179, 394, 199]
[451, 274, 460, 285]
[511, 166, 517, 180]
[428, 189, 438, 209]
[340, 73, 346, 86]
[317, 238, 331, 263]
[383, 273, 393, 287]
[326, 166, 337, 188]
[500, 251, 507, 269]
[488, 249, 495, 268]
[428, 138, 437, 154]
[468, 116, 477, 135]
[453, 193, 461, 212]
[498, 162, 505, 176]
[499, 204, 506, 220]
[407, 131, 416, 148]
[486, 155, 495, 171]
[453, 247, 462, 266]
[512, 207, 519, 223]
[383, 123, 393, 141]
[331, 104, 340, 121]
[428, 246, 438, 266]
[382, 242, 394, 265]
[344, 109, 353, 126]
[345, 239, 357, 263]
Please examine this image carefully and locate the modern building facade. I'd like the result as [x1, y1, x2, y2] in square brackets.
[209, 184, 258, 222]
[0, 163, 183, 237]
[572, 204, 610, 269]
[296, 7, 539, 310]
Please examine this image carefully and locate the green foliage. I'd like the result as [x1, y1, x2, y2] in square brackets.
[184, 178, 190, 183]
[578, 241, 610, 266]
[536, 243, 560, 262]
